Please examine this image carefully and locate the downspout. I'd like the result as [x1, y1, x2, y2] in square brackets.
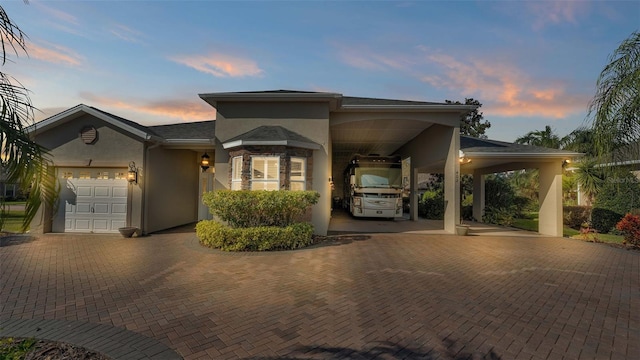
[141, 140, 162, 235]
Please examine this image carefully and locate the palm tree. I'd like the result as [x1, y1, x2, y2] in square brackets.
[573, 158, 603, 206]
[589, 31, 640, 162]
[515, 125, 562, 149]
[0, 5, 56, 232]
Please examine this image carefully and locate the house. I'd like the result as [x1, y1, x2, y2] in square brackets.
[26, 90, 581, 236]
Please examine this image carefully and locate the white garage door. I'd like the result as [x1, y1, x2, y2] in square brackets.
[56, 169, 128, 233]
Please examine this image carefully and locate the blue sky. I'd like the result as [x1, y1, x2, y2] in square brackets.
[3, 0, 639, 142]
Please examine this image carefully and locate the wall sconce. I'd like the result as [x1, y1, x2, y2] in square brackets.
[201, 152, 210, 172]
[127, 161, 138, 184]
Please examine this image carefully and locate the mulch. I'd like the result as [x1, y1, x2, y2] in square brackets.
[0, 337, 111, 360]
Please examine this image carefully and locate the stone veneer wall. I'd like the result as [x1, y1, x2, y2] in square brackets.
[228, 146, 314, 191]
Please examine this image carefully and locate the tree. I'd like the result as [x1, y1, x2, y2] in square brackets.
[573, 158, 603, 206]
[515, 125, 562, 149]
[445, 98, 490, 138]
[588, 31, 640, 162]
[0, 5, 56, 232]
[562, 127, 597, 157]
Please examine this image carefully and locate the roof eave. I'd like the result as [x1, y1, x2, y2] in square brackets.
[462, 151, 584, 159]
[27, 104, 152, 140]
[199, 92, 343, 110]
[337, 104, 478, 113]
[222, 139, 321, 150]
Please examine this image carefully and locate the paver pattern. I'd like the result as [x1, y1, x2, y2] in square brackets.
[1, 230, 638, 359]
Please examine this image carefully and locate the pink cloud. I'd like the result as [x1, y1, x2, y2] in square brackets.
[33, 2, 79, 25]
[28, 41, 83, 66]
[171, 53, 263, 77]
[418, 50, 589, 118]
[79, 92, 214, 122]
[110, 24, 144, 43]
[335, 43, 412, 71]
[527, 1, 590, 30]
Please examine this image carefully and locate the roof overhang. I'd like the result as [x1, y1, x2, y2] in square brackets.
[162, 138, 216, 150]
[199, 91, 342, 110]
[222, 139, 321, 150]
[337, 104, 477, 113]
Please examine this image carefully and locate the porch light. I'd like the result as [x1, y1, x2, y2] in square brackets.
[201, 152, 210, 172]
[127, 161, 138, 184]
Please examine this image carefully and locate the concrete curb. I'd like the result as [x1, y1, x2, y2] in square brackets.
[0, 318, 182, 360]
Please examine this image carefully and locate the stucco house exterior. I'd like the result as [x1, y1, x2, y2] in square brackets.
[27, 90, 581, 236]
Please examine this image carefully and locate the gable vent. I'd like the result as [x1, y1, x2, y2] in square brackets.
[80, 126, 98, 144]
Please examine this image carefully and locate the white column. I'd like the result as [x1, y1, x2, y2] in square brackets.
[410, 165, 418, 221]
[538, 161, 563, 236]
[472, 171, 485, 222]
[444, 127, 461, 233]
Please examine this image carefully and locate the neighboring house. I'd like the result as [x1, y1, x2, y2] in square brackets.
[26, 90, 581, 236]
[0, 166, 21, 200]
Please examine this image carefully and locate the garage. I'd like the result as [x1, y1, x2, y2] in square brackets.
[53, 168, 128, 233]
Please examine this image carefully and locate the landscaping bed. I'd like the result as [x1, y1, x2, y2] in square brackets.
[0, 337, 111, 360]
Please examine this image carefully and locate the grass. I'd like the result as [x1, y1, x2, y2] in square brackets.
[511, 211, 625, 244]
[1, 202, 27, 233]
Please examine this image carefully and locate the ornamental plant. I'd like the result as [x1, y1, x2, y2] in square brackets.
[197, 190, 320, 251]
[615, 213, 640, 247]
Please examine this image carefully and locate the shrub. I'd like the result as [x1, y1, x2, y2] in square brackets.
[591, 207, 623, 233]
[418, 190, 444, 219]
[590, 172, 640, 233]
[616, 213, 640, 247]
[563, 206, 592, 229]
[196, 220, 315, 251]
[482, 206, 516, 227]
[202, 190, 320, 228]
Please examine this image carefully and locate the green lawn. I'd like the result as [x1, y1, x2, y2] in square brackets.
[1, 202, 27, 233]
[511, 212, 625, 245]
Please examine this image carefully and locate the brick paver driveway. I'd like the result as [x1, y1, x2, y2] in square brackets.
[1, 231, 638, 359]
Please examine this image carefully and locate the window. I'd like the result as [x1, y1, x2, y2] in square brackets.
[97, 171, 109, 179]
[62, 172, 73, 179]
[290, 157, 306, 190]
[231, 156, 242, 190]
[115, 172, 126, 180]
[79, 171, 91, 179]
[251, 156, 279, 190]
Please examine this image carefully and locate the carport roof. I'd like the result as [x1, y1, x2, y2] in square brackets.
[460, 136, 583, 157]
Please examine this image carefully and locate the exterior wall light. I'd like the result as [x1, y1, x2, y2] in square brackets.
[201, 152, 210, 172]
[127, 161, 138, 184]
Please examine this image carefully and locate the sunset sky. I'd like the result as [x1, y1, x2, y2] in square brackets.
[3, 0, 639, 142]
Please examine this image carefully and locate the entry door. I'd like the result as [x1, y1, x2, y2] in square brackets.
[62, 178, 128, 233]
[198, 170, 214, 220]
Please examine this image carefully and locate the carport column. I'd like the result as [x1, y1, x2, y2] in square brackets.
[410, 165, 418, 221]
[472, 170, 485, 222]
[444, 127, 461, 233]
[538, 161, 563, 236]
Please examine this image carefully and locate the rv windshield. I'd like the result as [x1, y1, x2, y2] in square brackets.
[355, 167, 402, 188]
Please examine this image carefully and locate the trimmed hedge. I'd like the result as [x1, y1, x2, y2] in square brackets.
[591, 208, 623, 234]
[202, 190, 319, 228]
[196, 220, 315, 251]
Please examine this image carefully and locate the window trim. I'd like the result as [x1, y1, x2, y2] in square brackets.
[231, 156, 243, 190]
[251, 156, 280, 190]
[290, 157, 306, 190]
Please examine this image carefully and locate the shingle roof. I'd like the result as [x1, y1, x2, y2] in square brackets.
[223, 126, 320, 149]
[226, 126, 315, 143]
[341, 96, 447, 106]
[461, 136, 582, 155]
[148, 121, 215, 140]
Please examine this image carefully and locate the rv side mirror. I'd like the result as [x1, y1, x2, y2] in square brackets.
[350, 175, 356, 186]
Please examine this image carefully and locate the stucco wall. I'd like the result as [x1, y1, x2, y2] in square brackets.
[145, 147, 199, 233]
[31, 115, 145, 233]
[213, 101, 332, 235]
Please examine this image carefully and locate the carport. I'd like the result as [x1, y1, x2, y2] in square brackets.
[329, 97, 581, 237]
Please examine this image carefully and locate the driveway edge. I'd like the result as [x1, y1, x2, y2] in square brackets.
[0, 318, 182, 360]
